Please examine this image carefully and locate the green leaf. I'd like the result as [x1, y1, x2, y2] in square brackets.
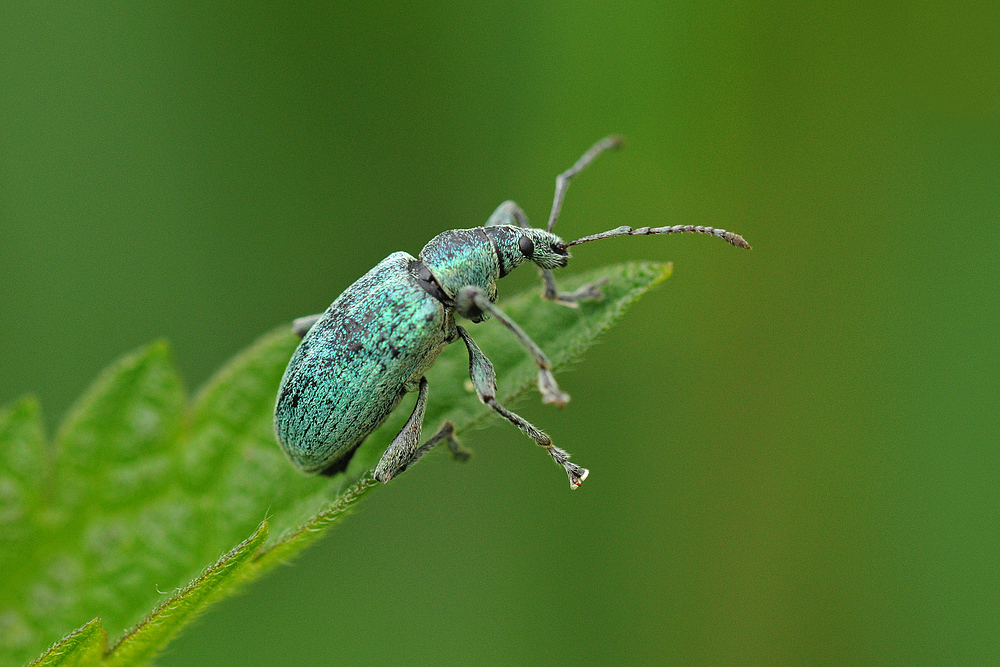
[104, 521, 268, 667]
[27, 618, 106, 667]
[3, 261, 670, 667]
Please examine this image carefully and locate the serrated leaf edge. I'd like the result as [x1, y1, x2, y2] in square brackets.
[102, 521, 269, 666]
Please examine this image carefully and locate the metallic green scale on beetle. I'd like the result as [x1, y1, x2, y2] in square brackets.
[274, 137, 751, 488]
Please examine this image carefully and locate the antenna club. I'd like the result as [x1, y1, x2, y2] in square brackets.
[725, 232, 752, 250]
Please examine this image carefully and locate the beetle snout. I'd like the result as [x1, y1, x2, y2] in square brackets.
[552, 243, 570, 267]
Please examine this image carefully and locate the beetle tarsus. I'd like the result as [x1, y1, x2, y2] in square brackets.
[546, 443, 589, 489]
[447, 434, 472, 461]
[538, 369, 570, 407]
[542, 273, 608, 308]
[410, 420, 470, 464]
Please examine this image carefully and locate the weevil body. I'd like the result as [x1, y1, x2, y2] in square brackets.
[275, 137, 750, 489]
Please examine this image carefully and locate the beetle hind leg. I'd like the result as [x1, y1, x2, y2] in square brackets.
[414, 421, 471, 463]
[374, 377, 430, 483]
[374, 380, 470, 484]
[292, 313, 324, 338]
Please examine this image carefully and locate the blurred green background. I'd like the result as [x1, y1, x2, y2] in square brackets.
[2, 0, 998, 664]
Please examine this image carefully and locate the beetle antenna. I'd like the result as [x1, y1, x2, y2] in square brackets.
[566, 224, 752, 250]
[546, 135, 624, 232]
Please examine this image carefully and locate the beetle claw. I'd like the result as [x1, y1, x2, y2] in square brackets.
[568, 466, 590, 490]
[545, 442, 588, 489]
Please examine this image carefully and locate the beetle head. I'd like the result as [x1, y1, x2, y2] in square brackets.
[484, 225, 569, 274]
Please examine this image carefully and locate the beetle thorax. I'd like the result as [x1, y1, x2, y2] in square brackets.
[419, 228, 506, 300]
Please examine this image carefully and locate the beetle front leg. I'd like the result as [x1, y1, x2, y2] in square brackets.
[457, 326, 588, 489]
[485, 200, 530, 228]
[455, 286, 569, 406]
[540, 269, 608, 308]
[539, 136, 623, 306]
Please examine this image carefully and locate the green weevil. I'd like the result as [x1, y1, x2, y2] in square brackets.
[274, 137, 750, 489]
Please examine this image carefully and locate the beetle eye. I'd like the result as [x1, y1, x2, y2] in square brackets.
[518, 235, 535, 258]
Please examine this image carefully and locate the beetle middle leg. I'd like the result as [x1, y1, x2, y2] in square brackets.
[485, 200, 530, 229]
[457, 326, 588, 489]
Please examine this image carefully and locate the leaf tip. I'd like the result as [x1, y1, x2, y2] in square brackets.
[146, 338, 174, 362]
[250, 519, 270, 545]
[652, 261, 673, 285]
[28, 617, 107, 667]
[115, 339, 175, 375]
